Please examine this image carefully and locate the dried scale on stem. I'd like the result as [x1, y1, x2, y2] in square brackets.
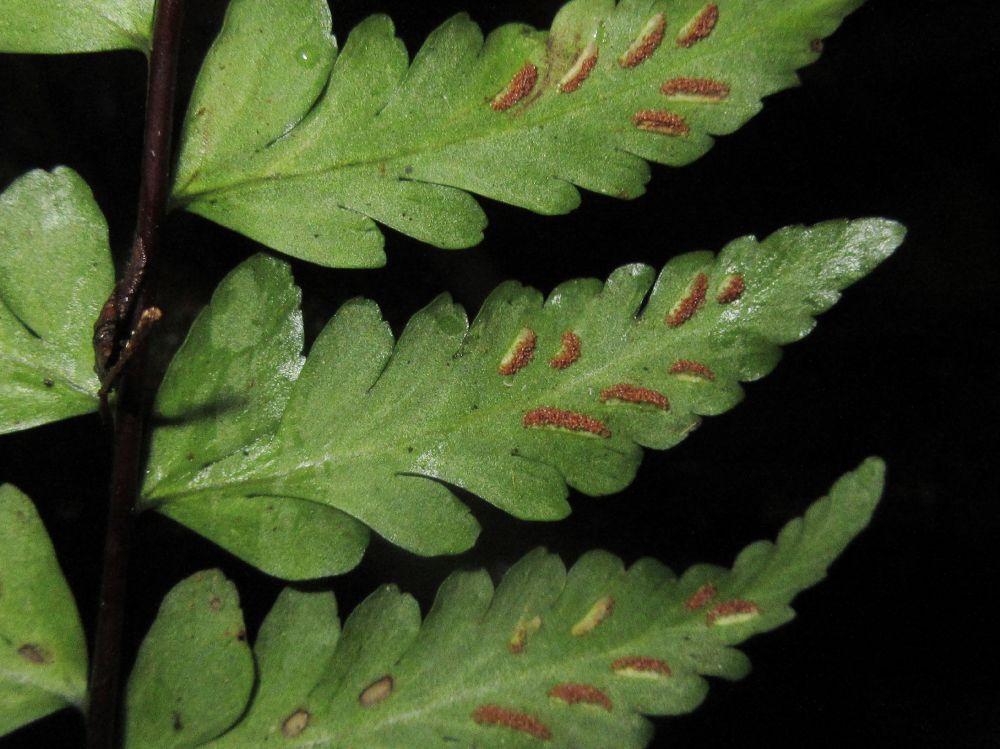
[86, 1, 186, 747]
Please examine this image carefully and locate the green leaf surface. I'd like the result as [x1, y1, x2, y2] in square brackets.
[0, 0, 153, 54]
[0, 484, 88, 738]
[127, 460, 884, 747]
[172, 0, 865, 267]
[124, 570, 254, 749]
[144, 254, 368, 580]
[142, 219, 902, 578]
[0, 167, 112, 435]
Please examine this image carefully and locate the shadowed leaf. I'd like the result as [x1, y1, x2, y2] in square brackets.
[124, 570, 254, 749]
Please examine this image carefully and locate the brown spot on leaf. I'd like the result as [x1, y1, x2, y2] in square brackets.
[559, 42, 598, 93]
[472, 704, 552, 740]
[499, 328, 537, 376]
[661, 77, 730, 101]
[706, 599, 760, 626]
[716, 273, 746, 304]
[685, 583, 718, 610]
[282, 708, 310, 737]
[811, 38, 824, 54]
[523, 407, 611, 438]
[549, 683, 613, 711]
[209, 596, 222, 612]
[172, 712, 183, 731]
[619, 13, 666, 68]
[669, 359, 716, 381]
[549, 331, 581, 369]
[571, 595, 615, 636]
[601, 384, 670, 411]
[666, 272, 708, 327]
[632, 109, 690, 136]
[17, 644, 51, 664]
[677, 4, 719, 47]
[611, 655, 672, 677]
[359, 675, 394, 707]
[492, 62, 539, 111]
[43, 378, 54, 388]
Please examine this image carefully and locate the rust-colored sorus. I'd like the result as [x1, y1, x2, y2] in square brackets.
[559, 42, 598, 93]
[611, 656, 672, 676]
[632, 109, 690, 136]
[472, 704, 552, 740]
[666, 272, 709, 327]
[571, 595, 615, 636]
[619, 12, 667, 67]
[660, 77, 730, 100]
[549, 331, 582, 369]
[677, 3, 719, 47]
[716, 273, 746, 303]
[600, 383, 670, 411]
[684, 583, 718, 610]
[499, 328, 537, 375]
[281, 709, 310, 738]
[523, 406, 611, 437]
[669, 359, 716, 381]
[491, 62, 539, 111]
[359, 675, 394, 707]
[549, 683, 614, 711]
[706, 599, 760, 625]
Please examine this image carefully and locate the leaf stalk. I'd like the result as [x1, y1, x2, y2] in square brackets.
[86, 1, 186, 747]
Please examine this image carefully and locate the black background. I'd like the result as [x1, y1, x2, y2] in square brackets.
[1, 0, 997, 746]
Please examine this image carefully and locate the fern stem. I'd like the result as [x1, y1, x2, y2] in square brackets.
[86, 1, 186, 747]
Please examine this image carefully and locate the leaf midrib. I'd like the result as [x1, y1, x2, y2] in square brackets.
[146, 311, 679, 503]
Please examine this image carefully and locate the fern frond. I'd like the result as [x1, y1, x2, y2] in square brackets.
[0, 0, 153, 54]
[141, 219, 902, 578]
[0, 484, 88, 737]
[171, 0, 865, 267]
[125, 459, 884, 748]
[0, 168, 112, 434]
